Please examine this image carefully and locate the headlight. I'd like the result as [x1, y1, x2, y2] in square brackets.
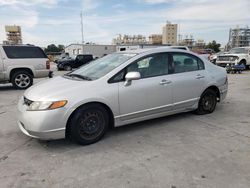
[27, 100, 67, 111]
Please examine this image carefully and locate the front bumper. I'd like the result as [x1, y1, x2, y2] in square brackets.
[220, 88, 227, 102]
[17, 98, 66, 140]
[219, 83, 228, 102]
[216, 61, 237, 67]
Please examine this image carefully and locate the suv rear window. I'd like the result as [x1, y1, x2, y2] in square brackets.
[3, 46, 47, 59]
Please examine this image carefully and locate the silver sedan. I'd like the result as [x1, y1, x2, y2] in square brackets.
[18, 48, 228, 145]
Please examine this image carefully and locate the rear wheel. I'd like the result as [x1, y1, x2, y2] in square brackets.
[195, 89, 217, 115]
[11, 71, 33, 90]
[69, 104, 109, 145]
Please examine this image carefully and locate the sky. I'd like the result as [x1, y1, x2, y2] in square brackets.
[0, 0, 249, 47]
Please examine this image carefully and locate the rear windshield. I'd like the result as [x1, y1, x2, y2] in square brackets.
[3, 46, 47, 59]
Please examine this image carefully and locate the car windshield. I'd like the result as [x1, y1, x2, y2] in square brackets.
[67, 53, 137, 80]
[229, 48, 248, 54]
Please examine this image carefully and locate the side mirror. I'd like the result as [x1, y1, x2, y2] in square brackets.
[124, 72, 141, 86]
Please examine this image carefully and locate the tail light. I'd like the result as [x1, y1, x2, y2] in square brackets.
[46, 60, 50, 70]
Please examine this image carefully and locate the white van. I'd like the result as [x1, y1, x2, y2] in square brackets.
[0, 45, 52, 89]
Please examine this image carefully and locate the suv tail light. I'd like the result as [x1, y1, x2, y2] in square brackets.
[46, 60, 50, 70]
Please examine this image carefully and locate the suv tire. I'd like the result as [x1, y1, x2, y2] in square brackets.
[11, 70, 33, 90]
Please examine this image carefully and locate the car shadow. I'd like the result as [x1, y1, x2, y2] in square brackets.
[38, 111, 193, 149]
[0, 84, 15, 91]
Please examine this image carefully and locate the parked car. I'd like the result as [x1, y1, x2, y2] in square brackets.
[0, 45, 52, 89]
[18, 48, 228, 145]
[57, 54, 93, 71]
[54, 56, 72, 64]
[210, 51, 225, 64]
[216, 47, 250, 69]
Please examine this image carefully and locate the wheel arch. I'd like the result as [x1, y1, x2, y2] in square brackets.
[65, 101, 115, 138]
[239, 59, 247, 64]
[9, 68, 34, 80]
[202, 85, 220, 102]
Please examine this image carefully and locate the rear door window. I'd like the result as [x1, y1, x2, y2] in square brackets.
[171, 53, 204, 73]
[3, 46, 47, 59]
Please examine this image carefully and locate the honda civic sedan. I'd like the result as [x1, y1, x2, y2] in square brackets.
[18, 48, 228, 145]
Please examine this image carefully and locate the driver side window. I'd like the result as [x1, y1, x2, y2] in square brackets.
[109, 53, 169, 83]
[127, 53, 169, 79]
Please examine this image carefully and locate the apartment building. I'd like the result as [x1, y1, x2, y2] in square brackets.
[162, 22, 177, 45]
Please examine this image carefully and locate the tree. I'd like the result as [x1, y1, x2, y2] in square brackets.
[205, 40, 221, 53]
[44, 44, 65, 53]
[58, 45, 65, 52]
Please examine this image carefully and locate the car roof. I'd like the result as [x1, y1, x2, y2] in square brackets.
[116, 47, 195, 56]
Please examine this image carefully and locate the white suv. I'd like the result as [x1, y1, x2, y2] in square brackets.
[216, 47, 250, 69]
[0, 45, 52, 89]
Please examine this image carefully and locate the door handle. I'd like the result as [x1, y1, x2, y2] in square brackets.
[196, 74, 205, 79]
[159, 79, 172, 85]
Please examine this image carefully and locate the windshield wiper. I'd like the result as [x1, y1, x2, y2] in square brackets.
[66, 74, 92, 81]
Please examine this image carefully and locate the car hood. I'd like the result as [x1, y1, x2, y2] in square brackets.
[24, 76, 92, 101]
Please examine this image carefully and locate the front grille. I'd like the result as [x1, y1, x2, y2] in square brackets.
[23, 97, 33, 106]
[218, 56, 230, 61]
[217, 56, 237, 61]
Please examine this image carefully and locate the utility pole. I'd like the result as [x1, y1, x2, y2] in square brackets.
[80, 11, 84, 54]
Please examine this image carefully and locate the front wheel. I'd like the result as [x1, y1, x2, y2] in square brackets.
[195, 89, 217, 115]
[11, 71, 33, 90]
[69, 104, 109, 145]
[64, 65, 72, 71]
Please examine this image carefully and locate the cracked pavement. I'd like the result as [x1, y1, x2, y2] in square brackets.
[0, 70, 250, 188]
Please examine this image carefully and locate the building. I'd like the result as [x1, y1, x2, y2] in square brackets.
[64, 44, 116, 58]
[112, 34, 147, 45]
[4, 25, 22, 44]
[149, 34, 162, 45]
[162, 22, 178, 45]
[178, 35, 195, 49]
[194, 39, 206, 49]
[227, 26, 250, 49]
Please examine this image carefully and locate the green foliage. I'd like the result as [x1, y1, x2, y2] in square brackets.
[44, 44, 65, 53]
[205, 40, 221, 53]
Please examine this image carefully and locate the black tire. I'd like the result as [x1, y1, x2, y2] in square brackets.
[11, 70, 33, 90]
[69, 104, 109, 145]
[64, 65, 72, 71]
[195, 89, 217, 115]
